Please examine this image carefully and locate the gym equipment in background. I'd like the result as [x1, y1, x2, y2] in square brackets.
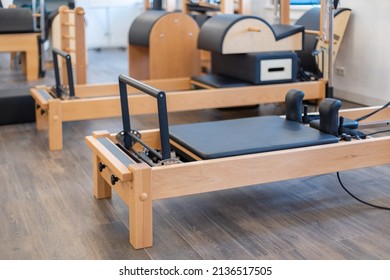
[128, 10, 201, 79]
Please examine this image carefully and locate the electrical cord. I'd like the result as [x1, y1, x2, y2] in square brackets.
[366, 128, 390, 136]
[354, 101, 390, 123]
[336, 172, 390, 210]
[334, 100, 390, 209]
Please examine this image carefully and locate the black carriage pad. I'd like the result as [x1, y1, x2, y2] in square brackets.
[169, 115, 339, 160]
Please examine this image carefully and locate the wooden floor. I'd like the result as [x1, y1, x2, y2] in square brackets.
[0, 50, 389, 260]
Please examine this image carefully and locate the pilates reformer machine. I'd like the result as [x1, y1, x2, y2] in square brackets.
[85, 75, 390, 249]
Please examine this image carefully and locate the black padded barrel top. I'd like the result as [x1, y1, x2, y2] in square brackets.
[128, 10, 168, 46]
[198, 14, 304, 53]
[0, 8, 34, 34]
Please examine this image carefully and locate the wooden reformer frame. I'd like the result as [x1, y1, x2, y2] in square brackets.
[0, 32, 40, 80]
[85, 103, 390, 249]
[31, 77, 326, 150]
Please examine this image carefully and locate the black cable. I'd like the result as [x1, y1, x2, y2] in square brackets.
[336, 172, 390, 210]
[355, 101, 390, 123]
[366, 128, 390, 136]
[334, 98, 390, 209]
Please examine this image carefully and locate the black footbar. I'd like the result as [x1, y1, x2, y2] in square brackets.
[116, 74, 172, 166]
[51, 48, 75, 99]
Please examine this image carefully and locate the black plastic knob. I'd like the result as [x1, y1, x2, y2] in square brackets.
[98, 162, 106, 172]
[111, 175, 119, 186]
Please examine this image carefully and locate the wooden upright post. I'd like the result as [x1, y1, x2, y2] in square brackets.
[74, 7, 86, 84]
[320, 0, 326, 40]
[144, 0, 150, 10]
[181, 0, 188, 13]
[59, 6, 86, 84]
[48, 98, 63, 150]
[237, 0, 251, 15]
[280, 0, 290, 25]
[220, 0, 234, 14]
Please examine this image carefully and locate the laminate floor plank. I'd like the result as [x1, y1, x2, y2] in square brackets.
[83, 222, 150, 260]
[154, 198, 257, 260]
[145, 208, 204, 260]
[0, 235, 47, 260]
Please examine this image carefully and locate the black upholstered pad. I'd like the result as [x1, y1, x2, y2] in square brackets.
[0, 8, 34, 34]
[170, 116, 339, 160]
[271, 24, 304, 41]
[128, 10, 167, 46]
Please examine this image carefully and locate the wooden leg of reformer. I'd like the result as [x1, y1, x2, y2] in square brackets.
[128, 163, 153, 249]
[35, 105, 48, 131]
[93, 154, 112, 199]
[24, 50, 39, 81]
[48, 99, 63, 150]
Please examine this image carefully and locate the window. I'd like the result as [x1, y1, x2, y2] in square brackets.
[290, 0, 321, 5]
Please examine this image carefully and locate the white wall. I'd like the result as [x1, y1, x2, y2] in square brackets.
[76, 0, 144, 49]
[333, 0, 390, 105]
[250, 0, 270, 19]
[2, 0, 12, 7]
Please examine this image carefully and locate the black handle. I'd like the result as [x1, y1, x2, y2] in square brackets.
[285, 89, 304, 123]
[52, 48, 75, 98]
[319, 98, 342, 136]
